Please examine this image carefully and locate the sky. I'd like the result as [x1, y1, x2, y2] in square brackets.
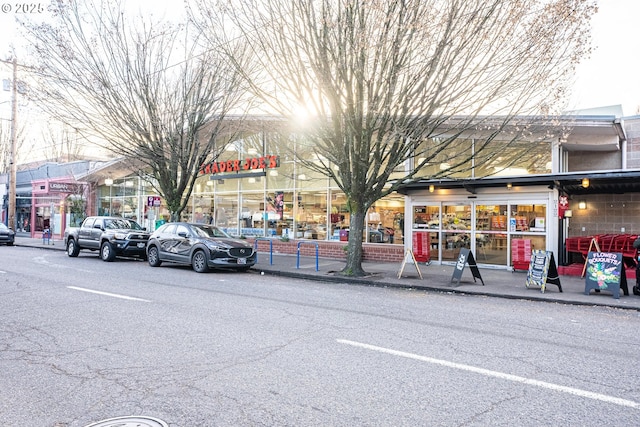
[0, 0, 639, 116]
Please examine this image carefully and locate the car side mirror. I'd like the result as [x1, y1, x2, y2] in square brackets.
[178, 231, 188, 238]
[93, 224, 102, 229]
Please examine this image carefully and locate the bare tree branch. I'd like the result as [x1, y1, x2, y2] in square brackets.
[20, 0, 251, 220]
[190, 0, 595, 276]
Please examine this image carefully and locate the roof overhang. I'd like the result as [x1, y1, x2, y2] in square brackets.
[398, 169, 640, 196]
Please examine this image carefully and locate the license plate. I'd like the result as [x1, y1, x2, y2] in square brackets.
[137, 242, 145, 248]
[238, 257, 246, 264]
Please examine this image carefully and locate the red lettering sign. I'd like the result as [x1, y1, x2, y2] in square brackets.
[199, 155, 280, 177]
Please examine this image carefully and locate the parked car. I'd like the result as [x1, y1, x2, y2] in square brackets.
[0, 223, 15, 246]
[146, 222, 256, 272]
[64, 216, 150, 261]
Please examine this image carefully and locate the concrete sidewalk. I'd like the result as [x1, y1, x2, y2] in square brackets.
[13, 235, 640, 311]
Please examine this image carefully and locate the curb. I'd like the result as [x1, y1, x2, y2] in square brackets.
[252, 268, 640, 312]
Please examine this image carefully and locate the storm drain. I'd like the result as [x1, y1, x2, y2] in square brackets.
[84, 415, 168, 427]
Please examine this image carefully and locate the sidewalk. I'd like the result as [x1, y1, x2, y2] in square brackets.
[14, 236, 640, 311]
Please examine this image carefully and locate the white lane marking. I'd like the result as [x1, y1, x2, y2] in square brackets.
[67, 286, 151, 302]
[337, 339, 640, 409]
[34, 256, 93, 273]
[0, 270, 5, 274]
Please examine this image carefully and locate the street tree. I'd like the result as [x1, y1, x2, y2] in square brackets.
[38, 123, 85, 163]
[190, 0, 596, 276]
[20, 0, 250, 221]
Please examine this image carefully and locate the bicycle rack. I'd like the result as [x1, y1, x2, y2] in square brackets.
[253, 238, 274, 265]
[297, 241, 319, 271]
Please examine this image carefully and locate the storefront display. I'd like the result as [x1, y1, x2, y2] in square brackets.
[412, 199, 549, 268]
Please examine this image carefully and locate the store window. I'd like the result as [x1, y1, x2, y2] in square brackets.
[241, 191, 267, 237]
[474, 139, 551, 178]
[329, 191, 349, 241]
[475, 204, 508, 265]
[367, 193, 404, 244]
[412, 205, 440, 263]
[414, 138, 473, 179]
[295, 190, 327, 239]
[510, 203, 546, 232]
[214, 193, 238, 235]
[442, 203, 471, 261]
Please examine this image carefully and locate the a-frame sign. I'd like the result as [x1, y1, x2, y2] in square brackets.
[450, 247, 485, 286]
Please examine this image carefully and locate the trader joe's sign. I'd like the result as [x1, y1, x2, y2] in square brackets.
[199, 155, 279, 175]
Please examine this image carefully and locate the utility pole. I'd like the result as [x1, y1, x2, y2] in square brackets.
[8, 57, 17, 231]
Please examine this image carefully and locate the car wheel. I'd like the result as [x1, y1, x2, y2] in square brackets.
[100, 241, 116, 262]
[147, 246, 162, 267]
[67, 239, 80, 257]
[7, 241, 14, 246]
[192, 250, 209, 273]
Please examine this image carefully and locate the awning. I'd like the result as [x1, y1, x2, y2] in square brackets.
[397, 170, 640, 196]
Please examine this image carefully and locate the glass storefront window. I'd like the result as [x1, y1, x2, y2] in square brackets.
[367, 193, 405, 244]
[474, 139, 551, 178]
[329, 191, 349, 241]
[214, 193, 238, 235]
[414, 138, 473, 179]
[240, 191, 266, 237]
[295, 190, 327, 239]
[441, 204, 471, 261]
[510, 204, 547, 232]
[475, 204, 508, 265]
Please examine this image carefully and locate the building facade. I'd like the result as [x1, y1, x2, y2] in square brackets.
[4, 109, 638, 270]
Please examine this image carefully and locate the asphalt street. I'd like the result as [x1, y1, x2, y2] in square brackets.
[0, 245, 639, 426]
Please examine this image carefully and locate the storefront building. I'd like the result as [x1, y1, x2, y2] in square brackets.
[11, 108, 631, 269]
[2, 161, 94, 239]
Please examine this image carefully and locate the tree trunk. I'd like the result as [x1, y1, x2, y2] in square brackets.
[341, 210, 367, 276]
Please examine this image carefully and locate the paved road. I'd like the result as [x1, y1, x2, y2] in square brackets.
[1, 246, 639, 426]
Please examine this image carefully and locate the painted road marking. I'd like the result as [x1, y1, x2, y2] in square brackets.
[337, 339, 639, 409]
[67, 286, 151, 302]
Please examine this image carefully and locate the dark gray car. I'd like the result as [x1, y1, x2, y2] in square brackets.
[146, 222, 256, 273]
[0, 223, 15, 246]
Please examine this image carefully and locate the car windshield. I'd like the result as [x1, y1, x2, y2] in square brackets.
[104, 218, 143, 230]
[0, 223, 9, 231]
[192, 225, 231, 239]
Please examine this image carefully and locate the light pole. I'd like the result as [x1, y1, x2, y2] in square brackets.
[0, 57, 18, 230]
[7, 58, 17, 231]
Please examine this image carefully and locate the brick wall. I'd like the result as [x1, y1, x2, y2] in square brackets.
[249, 238, 405, 263]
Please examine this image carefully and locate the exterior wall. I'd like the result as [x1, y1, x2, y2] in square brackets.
[567, 193, 640, 237]
[625, 116, 640, 169]
[567, 151, 620, 171]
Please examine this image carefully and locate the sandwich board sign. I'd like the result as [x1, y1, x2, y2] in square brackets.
[525, 250, 562, 293]
[450, 247, 484, 286]
[584, 252, 628, 299]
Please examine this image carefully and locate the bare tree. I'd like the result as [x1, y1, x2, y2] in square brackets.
[20, 0, 250, 220]
[190, 0, 595, 276]
[0, 118, 26, 173]
[35, 123, 84, 162]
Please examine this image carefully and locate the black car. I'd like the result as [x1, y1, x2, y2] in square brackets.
[146, 222, 256, 272]
[0, 223, 15, 246]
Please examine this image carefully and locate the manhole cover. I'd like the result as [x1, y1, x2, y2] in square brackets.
[84, 416, 168, 427]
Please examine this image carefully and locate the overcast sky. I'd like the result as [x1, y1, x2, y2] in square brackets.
[1, 0, 638, 116]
